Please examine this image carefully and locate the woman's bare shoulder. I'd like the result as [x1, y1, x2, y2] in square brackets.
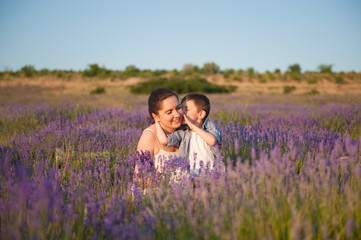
[137, 125, 156, 152]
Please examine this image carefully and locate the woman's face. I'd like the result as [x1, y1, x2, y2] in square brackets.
[155, 96, 182, 133]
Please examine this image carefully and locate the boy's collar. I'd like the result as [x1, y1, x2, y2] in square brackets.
[202, 119, 209, 129]
[178, 124, 189, 130]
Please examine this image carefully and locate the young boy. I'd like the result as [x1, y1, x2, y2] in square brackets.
[155, 93, 222, 176]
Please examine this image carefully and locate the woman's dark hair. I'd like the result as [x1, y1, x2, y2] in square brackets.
[148, 88, 179, 123]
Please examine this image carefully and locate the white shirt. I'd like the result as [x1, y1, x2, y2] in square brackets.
[188, 131, 215, 175]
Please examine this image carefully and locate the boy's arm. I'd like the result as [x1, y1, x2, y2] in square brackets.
[166, 131, 183, 147]
[156, 120, 183, 147]
[155, 121, 169, 146]
[184, 115, 218, 146]
[204, 119, 222, 144]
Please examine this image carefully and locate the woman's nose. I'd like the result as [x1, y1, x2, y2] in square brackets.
[177, 108, 183, 115]
[174, 109, 181, 117]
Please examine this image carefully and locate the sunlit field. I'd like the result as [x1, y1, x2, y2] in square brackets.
[1, 99, 360, 239]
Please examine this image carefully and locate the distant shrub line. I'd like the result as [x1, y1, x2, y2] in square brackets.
[1, 63, 358, 78]
[0, 63, 358, 94]
[130, 78, 237, 94]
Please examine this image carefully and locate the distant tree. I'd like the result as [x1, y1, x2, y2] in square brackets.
[83, 64, 100, 77]
[171, 69, 179, 75]
[288, 64, 301, 73]
[317, 64, 333, 73]
[266, 71, 275, 80]
[258, 74, 267, 83]
[274, 68, 281, 74]
[202, 62, 219, 74]
[222, 68, 235, 74]
[182, 64, 195, 75]
[39, 68, 50, 76]
[222, 68, 235, 78]
[125, 65, 139, 72]
[20, 65, 36, 77]
[83, 64, 110, 78]
[124, 65, 140, 76]
[247, 67, 254, 79]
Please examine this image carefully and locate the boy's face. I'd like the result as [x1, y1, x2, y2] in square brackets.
[182, 99, 203, 124]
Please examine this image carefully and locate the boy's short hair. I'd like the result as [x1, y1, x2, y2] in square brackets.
[181, 93, 210, 120]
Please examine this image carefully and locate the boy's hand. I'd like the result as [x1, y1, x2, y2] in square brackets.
[155, 119, 169, 146]
[183, 114, 218, 146]
[183, 114, 197, 131]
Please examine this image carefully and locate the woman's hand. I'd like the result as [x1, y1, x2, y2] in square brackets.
[155, 120, 169, 146]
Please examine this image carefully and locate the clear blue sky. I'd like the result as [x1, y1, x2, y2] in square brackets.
[1, 0, 360, 72]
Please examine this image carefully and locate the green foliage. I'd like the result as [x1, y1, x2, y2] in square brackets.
[152, 69, 167, 77]
[171, 69, 179, 75]
[202, 62, 219, 74]
[130, 78, 236, 94]
[20, 65, 36, 77]
[233, 76, 243, 82]
[274, 68, 281, 74]
[57, 72, 63, 78]
[222, 69, 235, 78]
[266, 71, 275, 81]
[288, 64, 301, 73]
[182, 64, 196, 75]
[123, 65, 140, 77]
[335, 76, 346, 84]
[137, 70, 153, 78]
[2, 70, 19, 77]
[110, 74, 117, 82]
[82, 64, 110, 78]
[307, 77, 318, 84]
[38, 68, 50, 76]
[258, 74, 267, 83]
[306, 89, 320, 95]
[289, 72, 301, 83]
[318, 64, 333, 73]
[90, 87, 106, 94]
[247, 67, 254, 80]
[283, 85, 296, 94]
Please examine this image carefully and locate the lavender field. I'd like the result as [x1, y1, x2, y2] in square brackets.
[1, 102, 360, 239]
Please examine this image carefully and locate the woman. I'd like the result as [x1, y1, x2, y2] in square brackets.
[135, 88, 182, 176]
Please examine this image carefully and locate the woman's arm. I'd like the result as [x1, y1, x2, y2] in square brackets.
[155, 121, 169, 146]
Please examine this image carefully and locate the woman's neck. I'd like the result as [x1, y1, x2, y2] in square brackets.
[159, 124, 174, 134]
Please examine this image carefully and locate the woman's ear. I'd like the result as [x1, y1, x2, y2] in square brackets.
[152, 113, 160, 122]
